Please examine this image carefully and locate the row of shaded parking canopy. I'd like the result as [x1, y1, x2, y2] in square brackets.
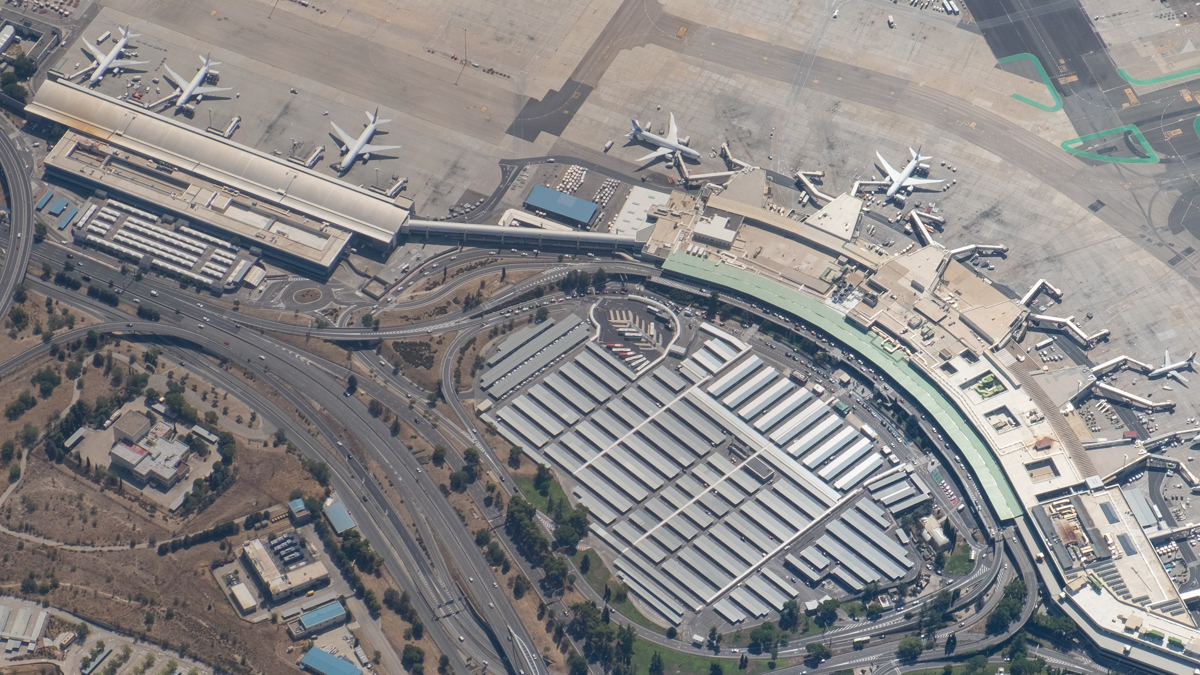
[481, 322, 916, 626]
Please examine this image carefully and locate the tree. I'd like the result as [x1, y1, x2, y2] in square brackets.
[542, 555, 569, 593]
[346, 374, 358, 394]
[536, 307, 549, 323]
[897, 635, 924, 660]
[534, 463, 554, 493]
[475, 529, 491, 547]
[11, 55, 36, 80]
[709, 664, 723, 675]
[401, 643, 425, 668]
[592, 268, 608, 291]
[964, 654, 989, 675]
[805, 642, 830, 662]
[431, 445, 446, 466]
[568, 654, 589, 675]
[579, 552, 591, 574]
[368, 399, 384, 417]
[508, 445, 524, 469]
[816, 598, 840, 627]
[779, 599, 800, 631]
[648, 652, 664, 675]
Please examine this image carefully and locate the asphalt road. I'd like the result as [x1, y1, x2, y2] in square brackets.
[0, 114, 35, 326]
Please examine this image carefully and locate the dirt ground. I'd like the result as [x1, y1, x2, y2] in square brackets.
[0, 289, 99, 364]
[379, 333, 456, 391]
[0, 532, 297, 675]
[0, 357, 79, 487]
[7, 452, 172, 547]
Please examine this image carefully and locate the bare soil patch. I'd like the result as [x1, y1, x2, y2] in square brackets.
[237, 306, 319, 327]
[292, 288, 322, 304]
[0, 534, 295, 675]
[6, 452, 171, 546]
[0, 290, 98, 363]
[383, 268, 539, 327]
[380, 332, 456, 391]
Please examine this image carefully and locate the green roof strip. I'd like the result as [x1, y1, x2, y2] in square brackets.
[1060, 125, 1158, 164]
[1118, 65, 1200, 87]
[660, 252, 1023, 520]
[998, 54, 1063, 112]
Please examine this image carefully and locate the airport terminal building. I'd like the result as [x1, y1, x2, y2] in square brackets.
[25, 76, 411, 278]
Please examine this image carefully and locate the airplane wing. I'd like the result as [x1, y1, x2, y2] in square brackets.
[1171, 370, 1190, 384]
[82, 42, 106, 61]
[900, 177, 943, 187]
[162, 64, 185, 88]
[636, 147, 674, 163]
[666, 113, 679, 145]
[1165, 350, 1171, 367]
[330, 122, 357, 149]
[191, 86, 232, 96]
[362, 144, 402, 154]
[876, 151, 900, 182]
[116, 61, 149, 67]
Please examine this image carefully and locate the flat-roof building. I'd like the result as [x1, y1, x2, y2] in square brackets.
[287, 600, 347, 638]
[299, 647, 361, 675]
[524, 185, 597, 228]
[230, 582, 257, 614]
[27, 77, 410, 278]
[241, 537, 328, 601]
[289, 498, 311, 525]
[112, 411, 151, 445]
[324, 502, 356, 534]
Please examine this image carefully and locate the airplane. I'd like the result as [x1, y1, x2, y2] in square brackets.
[876, 145, 943, 198]
[81, 25, 147, 86]
[628, 114, 701, 163]
[1149, 350, 1196, 383]
[162, 53, 231, 113]
[330, 109, 401, 176]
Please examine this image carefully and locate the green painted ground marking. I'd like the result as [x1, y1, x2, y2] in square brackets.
[659, 253, 1024, 520]
[1060, 124, 1159, 164]
[1192, 115, 1200, 144]
[1118, 66, 1200, 86]
[997, 53, 1062, 112]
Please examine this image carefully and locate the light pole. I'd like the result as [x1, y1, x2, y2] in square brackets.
[454, 28, 467, 86]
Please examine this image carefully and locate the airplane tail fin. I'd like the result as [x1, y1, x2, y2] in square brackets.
[202, 52, 221, 67]
[367, 108, 391, 125]
[121, 25, 140, 39]
[630, 119, 643, 137]
[1190, 352, 1197, 364]
[910, 147, 918, 160]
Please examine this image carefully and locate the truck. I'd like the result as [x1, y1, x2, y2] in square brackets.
[692, 634, 706, 647]
[948, 0, 960, 13]
[1035, 337, 1055, 350]
[96, 31, 112, 45]
[888, 15, 896, 27]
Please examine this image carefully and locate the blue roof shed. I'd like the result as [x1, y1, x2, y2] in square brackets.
[298, 601, 347, 632]
[524, 184, 597, 227]
[300, 647, 361, 675]
[324, 502, 356, 534]
[48, 198, 69, 216]
[35, 191, 53, 211]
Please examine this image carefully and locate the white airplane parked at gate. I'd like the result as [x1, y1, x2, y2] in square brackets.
[628, 114, 700, 163]
[81, 25, 146, 86]
[163, 53, 231, 113]
[876, 145, 943, 198]
[1149, 350, 1196, 383]
[330, 109, 402, 176]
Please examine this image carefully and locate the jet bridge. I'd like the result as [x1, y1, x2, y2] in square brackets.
[1021, 278, 1064, 307]
[1028, 314, 1109, 347]
[1093, 382, 1174, 411]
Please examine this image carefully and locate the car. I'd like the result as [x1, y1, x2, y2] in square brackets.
[126, 323, 133, 327]
[197, 324, 203, 329]
[196, 303, 203, 308]
[203, 317, 210, 323]
[416, 467, 421, 473]
[223, 341, 229, 345]
[66, 253, 73, 258]
[344, 391, 352, 397]
[150, 290, 158, 296]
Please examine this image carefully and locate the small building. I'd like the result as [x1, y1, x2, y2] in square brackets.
[287, 601, 348, 639]
[241, 538, 329, 601]
[324, 502, 356, 535]
[523, 184, 597, 228]
[64, 427, 86, 449]
[1034, 437, 1054, 451]
[190, 424, 219, 444]
[300, 647, 362, 675]
[112, 411, 151, 445]
[230, 582, 257, 613]
[692, 213, 740, 249]
[108, 435, 192, 490]
[289, 498, 311, 525]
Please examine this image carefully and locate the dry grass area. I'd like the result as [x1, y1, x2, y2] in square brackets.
[0, 533, 297, 675]
[293, 288, 322, 305]
[379, 333, 456, 391]
[6, 452, 172, 546]
[185, 438, 325, 533]
[384, 268, 540, 327]
[180, 377, 263, 434]
[0, 289, 99, 363]
[0, 664, 63, 675]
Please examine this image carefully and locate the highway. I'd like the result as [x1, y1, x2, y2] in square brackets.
[18, 274, 545, 675]
[26, 238, 1034, 670]
[0, 114, 35, 326]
